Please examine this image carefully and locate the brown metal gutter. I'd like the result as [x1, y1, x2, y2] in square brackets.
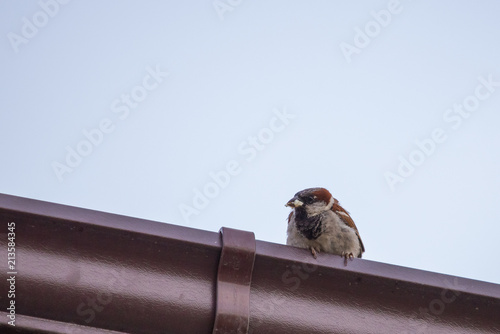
[0, 193, 499, 333]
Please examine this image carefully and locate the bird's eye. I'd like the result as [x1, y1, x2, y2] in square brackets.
[303, 196, 314, 204]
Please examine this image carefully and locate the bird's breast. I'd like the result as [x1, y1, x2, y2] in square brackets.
[294, 213, 324, 240]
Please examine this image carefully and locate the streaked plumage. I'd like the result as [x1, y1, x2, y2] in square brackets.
[286, 187, 364, 264]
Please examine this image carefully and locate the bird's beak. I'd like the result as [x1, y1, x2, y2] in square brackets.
[286, 198, 303, 208]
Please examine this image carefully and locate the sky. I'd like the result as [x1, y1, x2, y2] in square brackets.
[1, 1, 500, 285]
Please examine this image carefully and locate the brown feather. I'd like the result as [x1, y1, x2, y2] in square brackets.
[311, 188, 332, 204]
[331, 201, 365, 253]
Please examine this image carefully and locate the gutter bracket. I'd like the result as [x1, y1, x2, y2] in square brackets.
[212, 227, 256, 334]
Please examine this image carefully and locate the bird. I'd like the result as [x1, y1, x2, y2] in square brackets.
[286, 187, 364, 265]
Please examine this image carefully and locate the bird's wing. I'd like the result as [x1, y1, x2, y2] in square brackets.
[331, 202, 365, 253]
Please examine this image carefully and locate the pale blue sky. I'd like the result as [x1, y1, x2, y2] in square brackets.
[1, 1, 500, 284]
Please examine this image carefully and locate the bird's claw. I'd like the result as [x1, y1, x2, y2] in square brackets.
[342, 252, 354, 266]
[310, 246, 319, 259]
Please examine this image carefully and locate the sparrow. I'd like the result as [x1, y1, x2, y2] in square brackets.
[286, 187, 365, 265]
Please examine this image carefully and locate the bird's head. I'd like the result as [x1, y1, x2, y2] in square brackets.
[286, 187, 335, 217]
